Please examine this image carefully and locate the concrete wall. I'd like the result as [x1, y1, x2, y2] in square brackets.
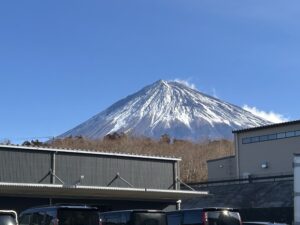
[236, 123, 300, 177]
[207, 156, 236, 180]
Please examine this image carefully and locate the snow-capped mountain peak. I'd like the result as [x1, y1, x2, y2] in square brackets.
[60, 80, 271, 141]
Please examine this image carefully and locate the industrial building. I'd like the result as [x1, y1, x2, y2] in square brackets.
[207, 120, 300, 180]
[0, 144, 207, 212]
[294, 153, 300, 225]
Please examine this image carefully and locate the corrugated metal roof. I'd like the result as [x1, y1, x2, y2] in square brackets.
[232, 119, 300, 134]
[0, 144, 181, 161]
[0, 182, 208, 201]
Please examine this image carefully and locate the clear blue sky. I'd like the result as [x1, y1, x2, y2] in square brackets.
[1, 0, 299, 143]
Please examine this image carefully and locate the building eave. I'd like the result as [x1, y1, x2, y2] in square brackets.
[0, 182, 208, 201]
[232, 120, 300, 134]
[207, 155, 235, 163]
[0, 145, 181, 162]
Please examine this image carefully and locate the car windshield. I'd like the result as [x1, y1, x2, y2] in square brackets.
[58, 209, 99, 225]
[206, 211, 241, 225]
[0, 215, 17, 225]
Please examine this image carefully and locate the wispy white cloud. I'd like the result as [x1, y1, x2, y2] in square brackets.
[173, 79, 196, 90]
[211, 88, 218, 98]
[243, 105, 288, 123]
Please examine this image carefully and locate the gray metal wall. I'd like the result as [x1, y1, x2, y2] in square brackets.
[55, 152, 175, 189]
[236, 123, 300, 177]
[207, 156, 236, 180]
[0, 149, 51, 183]
[0, 147, 177, 190]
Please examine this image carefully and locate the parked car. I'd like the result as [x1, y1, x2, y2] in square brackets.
[243, 222, 288, 225]
[0, 210, 18, 225]
[19, 204, 99, 225]
[167, 208, 242, 225]
[99, 209, 167, 225]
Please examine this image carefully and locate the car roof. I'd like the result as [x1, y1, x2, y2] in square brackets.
[243, 222, 287, 225]
[167, 207, 238, 213]
[100, 209, 164, 215]
[20, 204, 98, 215]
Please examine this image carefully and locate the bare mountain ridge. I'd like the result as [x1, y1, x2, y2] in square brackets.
[60, 80, 270, 141]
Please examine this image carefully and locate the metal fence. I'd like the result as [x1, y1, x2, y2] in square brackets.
[187, 173, 293, 187]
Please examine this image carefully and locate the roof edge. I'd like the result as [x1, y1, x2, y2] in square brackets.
[0, 144, 181, 162]
[207, 155, 235, 163]
[232, 119, 300, 134]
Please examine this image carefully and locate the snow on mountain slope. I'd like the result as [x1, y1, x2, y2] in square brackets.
[59, 80, 271, 141]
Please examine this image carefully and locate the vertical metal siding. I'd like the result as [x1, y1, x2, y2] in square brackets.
[55, 153, 175, 189]
[0, 147, 176, 189]
[0, 148, 51, 183]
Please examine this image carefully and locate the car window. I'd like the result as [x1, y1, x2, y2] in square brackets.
[0, 215, 17, 225]
[133, 212, 166, 225]
[167, 214, 181, 225]
[20, 214, 31, 225]
[44, 210, 56, 225]
[31, 212, 45, 225]
[183, 211, 201, 225]
[58, 209, 99, 225]
[207, 211, 241, 225]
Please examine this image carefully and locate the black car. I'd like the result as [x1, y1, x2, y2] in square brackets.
[167, 208, 242, 225]
[19, 205, 99, 225]
[0, 210, 18, 225]
[99, 209, 167, 225]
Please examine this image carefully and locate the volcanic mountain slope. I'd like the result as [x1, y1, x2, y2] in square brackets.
[60, 80, 270, 141]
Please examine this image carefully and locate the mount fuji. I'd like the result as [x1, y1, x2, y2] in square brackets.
[60, 80, 271, 141]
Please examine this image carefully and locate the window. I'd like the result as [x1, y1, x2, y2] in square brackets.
[259, 135, 268, 142]
[242, 128, 300, 144]
[133, 212, 166, 225]
[44, 210, 56, 225]
[183, 211, 201, 225]
[103, 212, 130, 225]
[268, 134, 277, 140]
[167, 214, 181, 225]
[250, 136, 259, 143]
[58, 209, 99, 225]
[286, 131, 295, 138]
[206, 211, 241, 225]
[242, 138, 250, 144]
[31, 213, 44, 225]
[277, 132, 286, 139]
[0, 215, 17, 225]
[20, 214, 31, 225]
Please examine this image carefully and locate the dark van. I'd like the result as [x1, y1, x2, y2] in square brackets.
[0, 210, 18, 225]
[167, 208, 242, 225]
[99, 210, 167, 225]
[19, 205, 99, 225]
